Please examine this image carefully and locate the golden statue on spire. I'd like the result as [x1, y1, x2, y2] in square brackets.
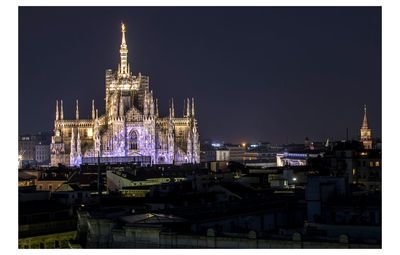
[121, 22, 126, 32]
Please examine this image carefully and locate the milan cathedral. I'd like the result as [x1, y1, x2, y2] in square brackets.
[50, 23, 200, 166]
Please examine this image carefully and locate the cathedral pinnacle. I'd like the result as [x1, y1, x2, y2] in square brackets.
[76, 100, 79, 120]
[192, 98, 195, 117]
[60, 100, 64, 120]
[119, 22, 129, 76]
[56, 100, 59, 120]
[155, 98, 159, 117]
[70, 127, 75, 154]
[77, 128, 81, 156]
[143, 90, 148, 116]
[92, 100, 95, 120]
[171, 98, 175, 118]
[186, 97, 190, 118]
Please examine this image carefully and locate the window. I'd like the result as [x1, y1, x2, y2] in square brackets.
[375, 161, 380, 167]
[369, 161, 373, 167]
[129, 131, 137, 150]
[49, 185, 52, 191]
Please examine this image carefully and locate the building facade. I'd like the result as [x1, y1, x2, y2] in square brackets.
[226, 145, 246, 162]
[35, 144, 50, 164]
[50, 23, 200, 166]
[19, 135, 36, 161]
[201, 149, 230, 162]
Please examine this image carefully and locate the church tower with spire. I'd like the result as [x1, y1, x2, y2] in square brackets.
[360, 105, 372, 149]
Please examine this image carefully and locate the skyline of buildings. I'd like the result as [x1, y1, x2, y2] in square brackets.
[15, 6, 383, 250]
[19, 103, 378, 167]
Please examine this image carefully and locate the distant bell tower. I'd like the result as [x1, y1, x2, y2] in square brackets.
[360, 104, 372, 149]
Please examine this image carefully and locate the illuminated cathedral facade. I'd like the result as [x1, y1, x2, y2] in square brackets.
[50, 23, 200, 166]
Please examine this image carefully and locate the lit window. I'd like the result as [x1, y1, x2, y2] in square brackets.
[375, 161, 380, 167]
[88, 128, 93, 137]
[353, 169, 356, 175]
[369, 161, 373, 167]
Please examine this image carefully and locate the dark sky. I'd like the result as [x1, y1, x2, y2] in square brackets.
[19, 7, 381, 144]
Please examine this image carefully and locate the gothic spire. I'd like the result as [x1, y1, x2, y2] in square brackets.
[191, 97, 195, 117]
[186, 97, 190, 118]
[121, 22, 126, 46]
[76, 99, 79, 120]
[143, 90, 148, 116]
[119, 22, 129, 76]
[70, 127, 75, 155]
[183, 98, 186, 117]
[60, 100, 64, 120]
[77, 128, 81, 156]
[56, 100, 59, 120]
[94, 109, 99, 137]
[171, 98, 175, 118]
[150, 90, 154, 116]
[92, 100, 95, 120]
[155, 98, 159, 117]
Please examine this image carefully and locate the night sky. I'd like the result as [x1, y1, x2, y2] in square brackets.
[19, 7, 381, 144]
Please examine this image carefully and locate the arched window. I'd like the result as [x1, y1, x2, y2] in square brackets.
[129, 131, 138, 150]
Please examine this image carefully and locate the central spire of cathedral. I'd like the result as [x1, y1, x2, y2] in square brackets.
[119, 22, 129, 76]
